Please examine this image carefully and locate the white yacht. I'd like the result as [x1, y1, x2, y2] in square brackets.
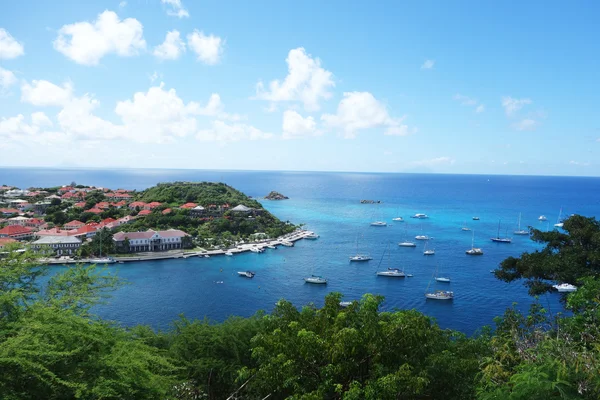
[435, 277, 451, 283]
[466, 230, 484, 255]
[225, 251, 233, 256]
[514, 213, 529, 235]
[538, 215, 547, 221]
[553, 283, 577, 292]
[304, 275, 327, 284]
[423, 240, 435, 255]
[425, 290, 454, 300]
[349, 254, 372, 262]
[392, 217, 404, 222]
[88, 257, 116, 264]
[267, 244, 277, 249]
[411, 213, 429, 219]
[250, 247, 264, 253]
[398, 241, 417, 247]
[339, 301, 353, 308]
[237, 271, 255, 278]
[370, 221, 387, 227]
[305, 232, 320, 239]
[377, 268, 406, 277]
[280, 241, 294, 247]
[415, 235, 429, 240]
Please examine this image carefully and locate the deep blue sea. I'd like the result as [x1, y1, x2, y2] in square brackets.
[3, 167, 600, 335]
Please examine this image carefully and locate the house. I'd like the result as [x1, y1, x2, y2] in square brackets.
[111, 200, 127, 208]
[179, 203, 197, 209]
[16, 202, 33, 212]
[86, 207, 104, 214]
[231, 204, 252, 213]
[25, 218, 45, 231]
[137, 209, 152, 216]
[106, 192, 133, 201]
[8, 199, 28, 207]
[73, 201, 87, 208]
[0, 237, 18, 248]
[70, 224, 99, 239]
[144, 202, 162, 210]
[31, 236, 82, 256]
[5, 189, 30, 198]
[162, 208, 172, 215]
[0, 225, 34, 240]
[34, 201, 52, 214]
[128, 201, 146, 210]
[45, 194, 62, 201]
[190, 205, 205, 217]
[95, 201, 111, 209]
[113, 229, 189, 252]
[0, 208, 20, 216]
[7, 216, 29, 226]
[36, 228, 71, 237]
[64, 220, 85, 230]
[98, 218, 117, 228]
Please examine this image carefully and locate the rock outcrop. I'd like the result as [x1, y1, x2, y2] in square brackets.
[265, 191, 289, 200]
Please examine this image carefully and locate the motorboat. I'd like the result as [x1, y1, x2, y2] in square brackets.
[406, 273, 414, 277]
[88, 257, 116, 264]
[304, 275, 327, 284]
[280, 241, 294, 247]
[267, 245, 277, 249]
[392, 217, 404, 222]
[225, 251, 233, 256]
[553, 283, 577, 292]
[424, 249, 435, 255]
[411, 213, 429, 219]
[204, 255, 210, 258]
[370, 221, 387, 227]
[305, 232, 320, 239]
[339, 301, 353, 308]
[376, 268, 406, 277]
[250, 247, 265, 253]
[472, 216, 480, 220]
[398, 241, 417, 247]
[538, 215, 547, 221]
[415, 235, 429, 240]
[435, 277, 451, 282]
[349, 254, 372, 262]
[461, 227, 471, 231]
[237, 271, 255, 278]
[425, 290, 454, 300]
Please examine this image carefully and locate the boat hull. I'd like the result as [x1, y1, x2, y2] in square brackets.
[398, 242, 417, 247]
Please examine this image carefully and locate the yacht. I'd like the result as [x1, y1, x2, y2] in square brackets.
[415, 235, 429, 240]
[237, 271, 255, 278]
[472, 216, 480, 221]
[491, 220, 512, 243]
[425, 290, 454, 300]
[88, 257, 116, 264]
[554, 207, 564, 228]
[514, 213, 529, 235]
[435, 277, 451, 283]
[398, 241, 417, 247]
[339, 301, 353, 308]
[305, 232, 320, 239]
[225, 251, 233, 256]
[280, 241, 294, 247]
[267, 244, 277, 249]
[349, 254, 372, 262]
[392, 217, 404, 222]
[370, 221, 387, 227]
[553, 283, 577, 292]
[304, 275, 327, 284]
[250, 247, 264, 253]
[538, 215, 547, 221]
[411, 213, 429, 219]
[423, 240, 435, 255]
[466, 230, 484, 255]
[461, 226, 471, 232]
[377, 268, 406, 277]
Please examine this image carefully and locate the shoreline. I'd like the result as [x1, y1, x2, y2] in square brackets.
[40, 229, 315, 265]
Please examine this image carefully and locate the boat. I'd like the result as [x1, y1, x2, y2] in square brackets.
[406, 273, 414, 277]
[392, 217, 404, 222]
[491, 220, 512, 243]
[425, 290, 454, 300]
[466, 230, 484, 255]
[398, 241, 417, 247]
[267, 244, 277, 249]
[538, 215, 547, 221]
[461, 221, 471, 231]
[411, 213, 429, 219]
[237, 271, 255, 278]
[370, 221, 387, 227]
[554, 207, 564, 228]
[304, 275, 327, 284]
[204, 254, 210, 258]
[434, 263, 450, 282]
[88, 257, 116, 264]
[250, 247, 265, 253]
[225, 251, 233, 256]
[349, 233, 372, 261]
[514, 213, 529, 235]
[472, 216, 480, 220]
[339, 301, 353, 307]
[280, 241, 294, 247]
[423, 240, 435, 255]
[305, 232, 320, 239]
[553, 283, 577, 292]
[377, 268, 406, 277]
[415, 235, 429, 240]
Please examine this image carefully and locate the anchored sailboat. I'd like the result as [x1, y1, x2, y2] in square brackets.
[376, 243, 406, 277]
[425, 266, 453, 300]
[466, 230, 484, 255]
[434, 263, 451, 283]
[349, 233, 372, 261]
[491, 220, 512, 243]
[514, 213, 528, 235]
[554, 207, 564, 228]
[398, 225, 417, 247]
[423, 240, 435, 255]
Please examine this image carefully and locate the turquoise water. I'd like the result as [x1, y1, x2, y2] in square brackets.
[3, 168, 599, 334]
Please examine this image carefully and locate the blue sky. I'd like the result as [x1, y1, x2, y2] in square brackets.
[0, 0, 599, 175]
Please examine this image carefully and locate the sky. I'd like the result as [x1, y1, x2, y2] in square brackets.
[0, 0, 599, 176]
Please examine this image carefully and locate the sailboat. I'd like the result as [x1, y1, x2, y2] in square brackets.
[392, 206, 404, 222]
[554, 207, 564, 228]
[376, 243, 406, 277]
[370, 204, 387, 226]
[349, 234, 372, 261]
[423, 240, 435, 255]
[415, 224, 429, 240]
[490, 220, 512, 243]
[461, 221, 471, 231]
[434, 263, 450, 282]
[88, 231, 115, 264]
[425, 267, 453, 300]
[398, 225, 417, 247]
[514, 213, 529, 235]
[466, 230, 483, 255]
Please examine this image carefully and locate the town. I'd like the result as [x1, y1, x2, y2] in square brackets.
[0, 182, 302, 261]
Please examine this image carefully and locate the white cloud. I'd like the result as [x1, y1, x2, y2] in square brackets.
[321, 91, 414, 138]
[0, 112, 53, 140]
[421, 59, 435, 70]
[475, 104, 485, 113]
[0, 67, 17, 90]
[153, 30, 185, 60]
[569, 160, 590, 166]
[53, 10, 146, 66]
[58, 94, 123, 140]
[0, 28, 24, 59]
[196, 120, 273, 143]
[501, 96, 532, 116]
[513, 118, 538, 131]
[413, 156, 455, 167]
[187, 30, 223, 65]
[21, 80, 74, 107]
[453, 93, 485, 113]
[255, 47, 334, 112]
[161, 0, 189, 18]
[282, 110, 318, 139]
[31, 112, 53, 127]
[119, 1, 127, 7]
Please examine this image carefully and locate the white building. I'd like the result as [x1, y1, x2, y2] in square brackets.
[113, 229, 189, 252]
[32, 236, 82, 255]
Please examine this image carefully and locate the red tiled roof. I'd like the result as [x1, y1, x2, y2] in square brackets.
[138, 209, 152, 216]
[111, 200, 127, 207]
[86, 208, 103, 214]
[0, 225, 33, 236]
[70, 225, 99, 236]
[65, 220, 84, 227]
[37, 228, 71, 236]
[0, 237, 18, 247]
[180, 202, 197, 209]
[74, 202, 87, 208]
[96, 202, 110, 209]
[27, 218, 44, 225]
[129, 201, 146, 208]
[101, 218, 117, 224]
[0, 208, 20, 215]
[162, 208, 172, 215]
[146, 202, 162, 208]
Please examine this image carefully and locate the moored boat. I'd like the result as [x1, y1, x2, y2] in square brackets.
[553, 283, 577, 292]
[237, 271, 255, 278]
[425, 290, 454, 300]
[411, 213, 429, 219]
[376, 268, 406, 277]
[304, 275, 327, 284]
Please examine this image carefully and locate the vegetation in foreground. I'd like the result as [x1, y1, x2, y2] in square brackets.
[1, 216, 600, 399]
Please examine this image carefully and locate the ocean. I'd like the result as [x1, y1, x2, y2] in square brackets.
[3, 167, 600, 334]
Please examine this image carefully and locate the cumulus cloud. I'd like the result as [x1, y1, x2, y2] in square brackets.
[421, 59, 435, 70]
[0, 112, 55, 142]
[187, 30, 223, 65]
[255, 47, 334, 112]
[0, 67, 17, 90]
[0, 28, 24, 59]
[282, 110, 318, 139]
[153, 30, 185, 60]
[453, 94, 485, 113]
[53, 10, 146, 66]
[321, 91, 415, 138]
[501, 96, 532, 116]
[21, 80, 74, 107]
[161, 0, 189, 18]
[196, 120, 273, 143]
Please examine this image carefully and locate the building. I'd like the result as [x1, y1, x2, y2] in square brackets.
[64, 220, 85, 230]
[36, 228, 71, 237]
[34, 201, 52, 214]
[31, 236, 82, 255]
[231, 204, 252, 213]
[25, 218, 46, 231]
[179, 202, 198, 209]
[0, 225, 34, 240]
[113, 229, 189, 252]
[137, 209, 152, 216]
[0, 238, 18, 248]
[128, 201, 146, 210]
[190, 205, 205, 217]
[0, 208, 20, 216]
[7, 216, 29, 226]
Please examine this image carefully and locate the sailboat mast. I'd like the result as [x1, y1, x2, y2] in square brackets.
[471, 230, 475, 249]
[497, 220, 501, 239]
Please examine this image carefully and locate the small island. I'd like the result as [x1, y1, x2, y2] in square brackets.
[265, 191, 289, 200]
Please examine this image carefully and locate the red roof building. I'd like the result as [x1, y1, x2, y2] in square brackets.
[128, 201, 146, 210]
[0, 208, 20, 216]
[70, 224, 99, 238]
[0, 237, 18, 248]
[162, 208, 172, 215]
[0, 225, 33, 240]
[73, 202, 87, 208]
[144, 202, 162, 210]
[86, 208, 104, 214]
[96, 202, 110, 209]
[36, 228, 71, 237]
[111, 200, 127, 208]
[137, 209, 152, 216]
[179, 202, 198, 209]
[64, 220, 85, 230]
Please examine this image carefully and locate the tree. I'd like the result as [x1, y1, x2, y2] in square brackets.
[494, 215, 600, 295]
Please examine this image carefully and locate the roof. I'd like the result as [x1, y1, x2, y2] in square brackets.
[162, 208, 172, 214]
[180, 202, 198, 209]
[138, 209, 152, 216]
[129, 201, 146, 207]
[0, 208, 20, 214]
[73, 202, 87, 208]
[113, 229, 188, 241]
[192, 205, 205, 210]
[86, 208, 104, 214]
[0, 238, 18, 247]
[9, 216, 29, 221]
[37, 228, 71, 236]
[71, 225, 98, 236]
[64, 220, 84, 227]
[146, 202, 162, 208]
[0, 225, 33, 235]
[231, 204, 251, 212]
[33, 236, 82, 245]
